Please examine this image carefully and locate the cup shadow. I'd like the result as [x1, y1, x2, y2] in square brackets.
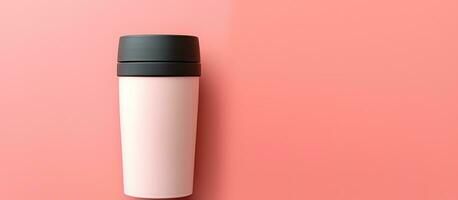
[123, 63, 223, 200]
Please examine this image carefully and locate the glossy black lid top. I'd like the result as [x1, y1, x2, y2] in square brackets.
[117, 34, 200, 63]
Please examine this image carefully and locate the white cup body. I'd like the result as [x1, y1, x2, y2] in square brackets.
[119, 76, 199, 198]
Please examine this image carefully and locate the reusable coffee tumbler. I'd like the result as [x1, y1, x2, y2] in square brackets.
[117, 35, 200, 198]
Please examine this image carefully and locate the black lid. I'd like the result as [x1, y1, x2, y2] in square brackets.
[117, 34, 201, 77]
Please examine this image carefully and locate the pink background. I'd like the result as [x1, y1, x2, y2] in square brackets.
[1, 0, 457, 199]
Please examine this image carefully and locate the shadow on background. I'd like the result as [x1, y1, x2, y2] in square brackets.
[124, 62, 223, 200]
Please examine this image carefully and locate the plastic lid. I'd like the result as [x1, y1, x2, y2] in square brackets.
[117, 34, 201, 77]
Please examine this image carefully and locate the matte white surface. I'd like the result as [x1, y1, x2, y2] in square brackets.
[119, 77, 199, 198]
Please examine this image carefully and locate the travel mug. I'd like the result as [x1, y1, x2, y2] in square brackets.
[117, 35, 200, 198]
